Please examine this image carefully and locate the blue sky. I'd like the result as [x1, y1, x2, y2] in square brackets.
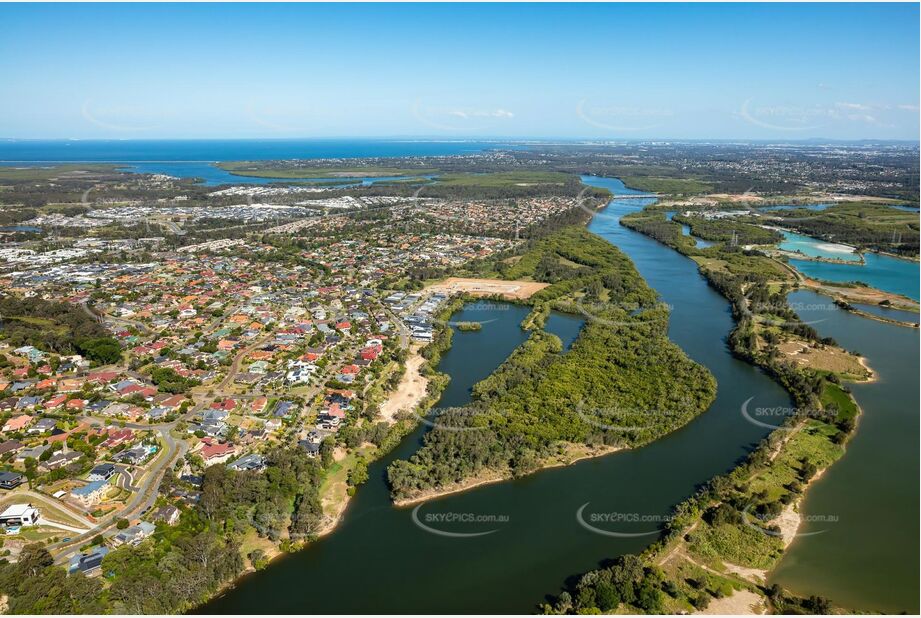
[1, 2, 918, 140]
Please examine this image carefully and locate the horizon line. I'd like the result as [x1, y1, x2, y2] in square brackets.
[1, 136, 919, 144]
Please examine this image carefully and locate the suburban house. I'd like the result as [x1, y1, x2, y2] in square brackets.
[199, 440, 237, 464]
[2, 414, 33, 433]
[42, 450, 82, 471]
[69, 547, 110, 574]
[0, 440, 24, 457]
[0, 503, 40, 526]
[0, 471, 25, 490]
[88, 463, 118, 482]
[112, 521, 156, 547]
[117, 445, 154, 465]
[152, 504, 180, 526]
[28, 417, 58, 434]
[71, 479, 110, 506]
[228, 453, 266, 472]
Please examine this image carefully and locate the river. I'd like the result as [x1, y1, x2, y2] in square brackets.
[778, 229, 861, 262]
[790, 251, 919, 301]
[201, 176, 797, 613]
[664, 210, 715, 248]
[769, 290, 919, 613]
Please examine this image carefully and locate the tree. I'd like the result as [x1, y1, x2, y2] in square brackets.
[575, 585, 597, 610]
[347, 458, 369, 487]
[634, 578, 663, 613]
[23, 457, 38, 488]
[14, 543, 53, 577]
[76, 337, 122, 365]
[594, 581, 620, 611]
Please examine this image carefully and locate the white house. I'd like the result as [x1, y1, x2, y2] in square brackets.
[0, 503, 40, 527]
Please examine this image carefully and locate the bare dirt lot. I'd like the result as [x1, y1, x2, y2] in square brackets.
[803, 277, 919, 312]
[776, 339, 873, 380]
[694, 589, 765, 615]
[426, 277, 549, 300]
[379, 351, 428, 423]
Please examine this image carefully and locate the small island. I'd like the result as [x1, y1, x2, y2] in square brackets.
[454, 321, 482, 331]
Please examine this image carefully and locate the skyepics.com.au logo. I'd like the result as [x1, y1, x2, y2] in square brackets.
[745, 299, 830, 328]
[411, 505, 510, 538]
[412, 406, 503, 433]
[435, 301, 509, 328]
[572, 292, 673, 329]
[411, 99, 515, 133]
[740, 398, 839, 431]
[575, 401, 693, 433]
[741, 502, 838, 540]
[576, 99, 674, 133]
[576, 503, 672, 538]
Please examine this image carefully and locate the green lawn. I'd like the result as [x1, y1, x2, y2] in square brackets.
[820, 382, 859, 424]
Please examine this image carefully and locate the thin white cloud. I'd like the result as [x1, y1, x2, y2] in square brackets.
[835, 102, 872, 111]
[447, 109, 515, 119]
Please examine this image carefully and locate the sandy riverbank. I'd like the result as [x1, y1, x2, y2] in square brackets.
[801, 277, 919, 313]
[693, 589, 765, 615]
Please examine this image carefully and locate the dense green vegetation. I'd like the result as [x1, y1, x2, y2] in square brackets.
[454, 321, 481, 331]
[418, 171, 610, 200]
[387, 227, 716, 501]
[764, 201, 920, 257]
[0, 544, 105, 613]
[673, 213, 783, 245]
[148, 366, 201, 394]
[620, 175, 713, 195]
[0, 295, 122, 365]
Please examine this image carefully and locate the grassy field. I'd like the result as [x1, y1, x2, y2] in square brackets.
[318, 445, 377, 521]
[689, 519, 784, 570]
[820, 382, 859, 424]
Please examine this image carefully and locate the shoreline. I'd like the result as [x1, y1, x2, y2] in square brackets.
[760, 393, 867, 593]
[856, 355, 878, 382]
[844, 305, 919, 328]
[393, 443, 622, 507]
